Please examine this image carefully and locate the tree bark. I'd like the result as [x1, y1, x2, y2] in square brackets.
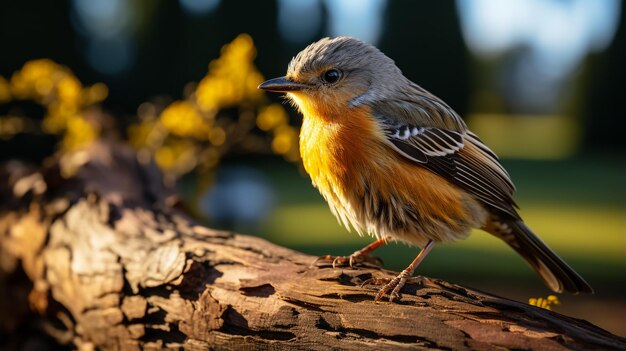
[1, 143, 624, 351]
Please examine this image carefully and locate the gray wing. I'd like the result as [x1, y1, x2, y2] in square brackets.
[382, 121, 520, 219]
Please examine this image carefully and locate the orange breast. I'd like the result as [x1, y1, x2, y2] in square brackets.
[295, 96, 480, 244]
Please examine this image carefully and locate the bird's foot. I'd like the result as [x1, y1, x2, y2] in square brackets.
[361, 270, 425, 302]
[313, 253, 383, 269]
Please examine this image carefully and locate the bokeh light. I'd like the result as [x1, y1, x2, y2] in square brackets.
[457, 0, 621, 111]
[324, 0, 387, 44]
[278, 0, 323, 43]
[71, 0, 137, 74]
[179, 0, 221, 16]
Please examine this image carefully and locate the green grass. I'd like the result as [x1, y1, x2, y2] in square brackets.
[262, 203, 625, 260]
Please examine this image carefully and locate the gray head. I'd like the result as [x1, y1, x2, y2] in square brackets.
[259, 37, 406, 112]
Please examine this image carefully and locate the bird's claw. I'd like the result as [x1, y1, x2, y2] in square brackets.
[313, 253, 383, 269]
[361, 272, 425, 302]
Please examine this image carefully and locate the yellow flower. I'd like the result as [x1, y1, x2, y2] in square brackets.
[154, 140, 198, 176]
[155, 145, 176, 170]
[62, 115, 99, 150]
[57, 76, 82, 105]
[3, 59, 106, 151]
[128, 119, 163, 149]
[257, 103, 288, 131]
[35, 77, 54, 96]
[528, 295, 560, 310]
[209, 127, 226, 146]
[160, 101, 209, 138]
[272, 125, 297, 155]
[125, 34, 301, 179]
[85, 83, 108, 104]
[195, 33, 263, 112]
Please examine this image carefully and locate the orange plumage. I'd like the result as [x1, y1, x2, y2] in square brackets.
[296, 96, 481, 245]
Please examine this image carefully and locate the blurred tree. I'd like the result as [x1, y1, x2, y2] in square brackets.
[583, 3, 626, 151]
[378, 1, 469, 117]
[0, 1, 81, 74]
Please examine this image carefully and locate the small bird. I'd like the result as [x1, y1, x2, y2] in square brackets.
[259, 37, 592, 301]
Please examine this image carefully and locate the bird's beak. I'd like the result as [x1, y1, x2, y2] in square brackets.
[258, 76, 309, 92]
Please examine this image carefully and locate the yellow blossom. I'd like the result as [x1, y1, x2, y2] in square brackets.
[62, 115, 99, 150]
[85, 83, 109, 104]
[195, 34, 263, 112]
[528, 295, 560, 310]
[272, 125, 297, 155]
[128, 34, 301, 179]
[2, 59, 106, 150]
[160, 101, 209, 138]
[209, 127, 226, 146]
[155, 145, 176, 170]
[257, 103, 288, 131]
[154, 140, 198, 176]
[57, 77, 82, 104]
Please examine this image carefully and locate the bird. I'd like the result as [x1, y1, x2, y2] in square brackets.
[258, 36, 593, 302]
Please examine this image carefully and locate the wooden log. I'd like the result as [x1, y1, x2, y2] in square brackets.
[1, 142, 624, 350]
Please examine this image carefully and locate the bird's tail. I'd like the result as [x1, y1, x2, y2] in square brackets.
[486, 218, 593, 294]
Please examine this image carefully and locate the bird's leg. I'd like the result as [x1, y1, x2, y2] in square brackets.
[363, 240, 435, 302]
[314, 239, 386, 268]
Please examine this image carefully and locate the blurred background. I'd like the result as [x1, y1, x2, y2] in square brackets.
[1, 0, 624, 336]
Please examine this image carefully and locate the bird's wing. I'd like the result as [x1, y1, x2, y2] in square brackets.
[380, 120, 520, 219]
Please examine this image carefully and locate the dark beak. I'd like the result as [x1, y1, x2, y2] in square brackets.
[258, 76, 309, 92]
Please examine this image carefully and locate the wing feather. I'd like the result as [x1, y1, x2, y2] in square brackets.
[382, 121, 520, 219]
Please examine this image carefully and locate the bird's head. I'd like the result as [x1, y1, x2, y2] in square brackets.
[259, 37, 403, 118]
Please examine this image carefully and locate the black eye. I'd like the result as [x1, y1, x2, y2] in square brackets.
[322, 69, 341, 84]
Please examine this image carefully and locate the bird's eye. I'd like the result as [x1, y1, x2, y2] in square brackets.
[322, 69, 341, 84]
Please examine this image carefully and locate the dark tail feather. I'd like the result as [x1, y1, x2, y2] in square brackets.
[495, 220, 593, 294]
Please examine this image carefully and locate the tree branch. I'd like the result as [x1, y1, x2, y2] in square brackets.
[1, 142, 624, 350]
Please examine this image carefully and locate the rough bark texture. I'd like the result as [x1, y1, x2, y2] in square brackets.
[1, 143, 625, 351]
